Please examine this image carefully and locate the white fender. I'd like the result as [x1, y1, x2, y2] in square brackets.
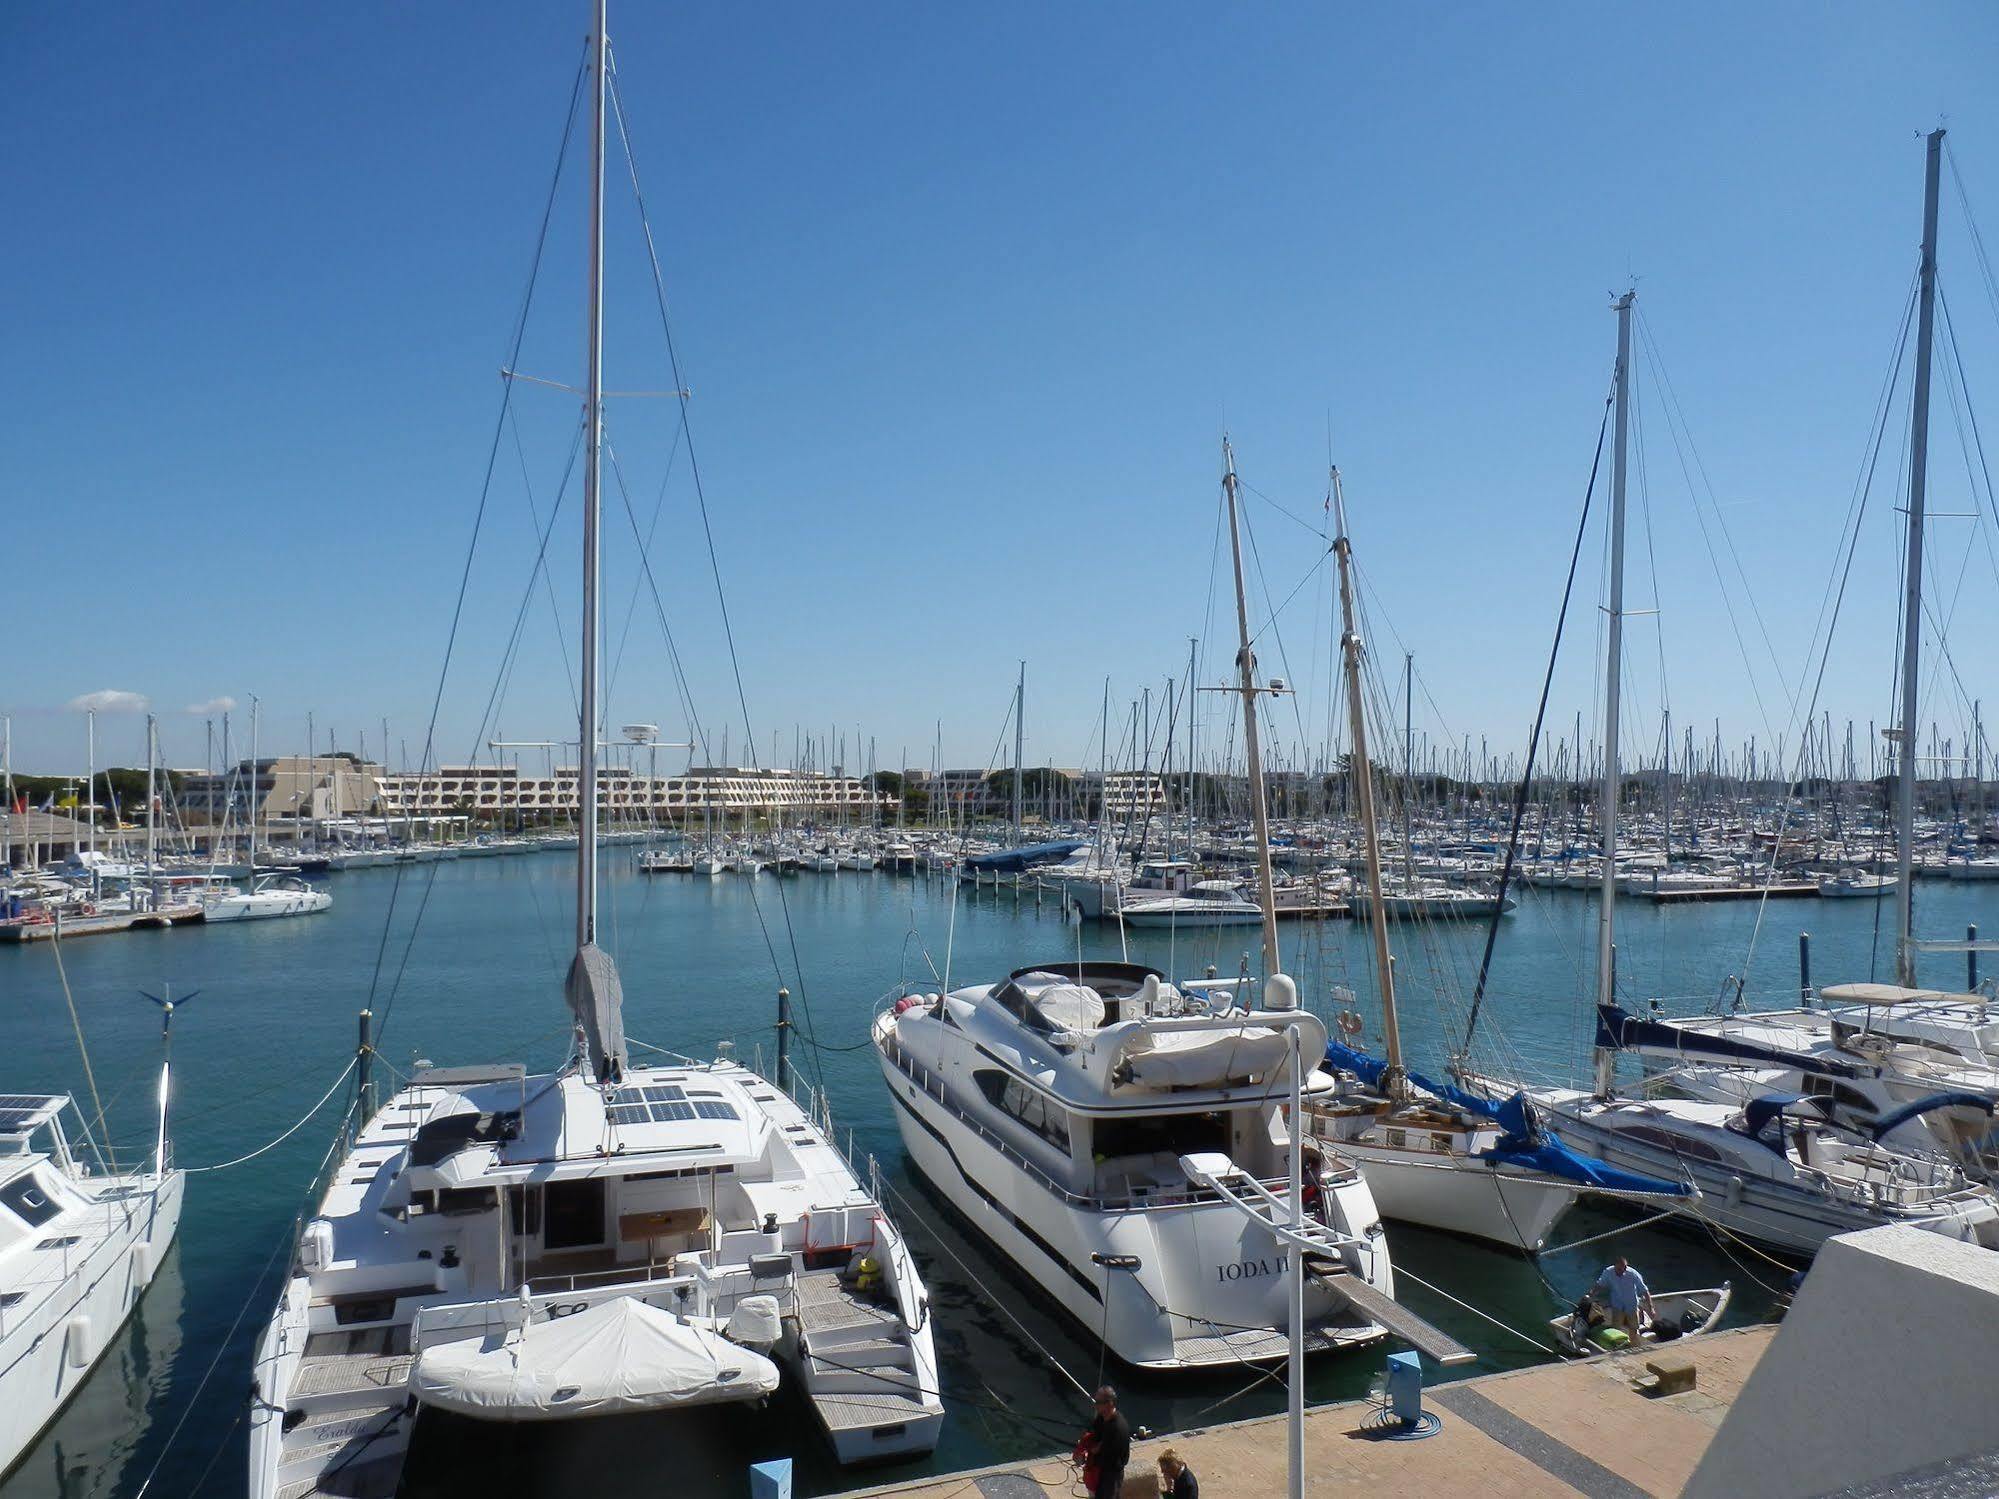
[65, 1315, 92, 1369]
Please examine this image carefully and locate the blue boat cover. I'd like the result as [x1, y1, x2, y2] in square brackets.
[961, 840, 1088, 873]
[1323, 1038, 1688, 1197]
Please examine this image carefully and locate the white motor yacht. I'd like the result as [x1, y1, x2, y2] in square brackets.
[1816, 869, 1896, 899]
[875, 961, 1413, 1369]
[1116, 879, 1264, 928]
[1347, 882, 1516, 920]
[200, 871, 332, 922]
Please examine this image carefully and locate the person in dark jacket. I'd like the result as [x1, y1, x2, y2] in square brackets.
[1082, 1385, 1131, 1499]
[1157, 1448, 1199, 1498]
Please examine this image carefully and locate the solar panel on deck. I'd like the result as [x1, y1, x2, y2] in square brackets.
[0, 1096, 59, 1110]
[640, 1086, 686, 1104]
[694, 1101, 737, 1120]
[650, 1102, 697, 1123]
[606, 1105, 650, 1126]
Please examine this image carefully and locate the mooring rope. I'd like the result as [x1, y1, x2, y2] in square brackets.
[183, 1057, 358, 1174]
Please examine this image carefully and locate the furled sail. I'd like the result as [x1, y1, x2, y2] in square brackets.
[566, 942, 628, 1083]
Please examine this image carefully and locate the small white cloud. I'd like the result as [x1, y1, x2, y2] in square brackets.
[184, 696, 237, 715]
[67, 689, 149, 714]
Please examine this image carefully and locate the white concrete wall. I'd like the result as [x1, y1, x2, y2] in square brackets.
[1685, 1224, 1999, 1499]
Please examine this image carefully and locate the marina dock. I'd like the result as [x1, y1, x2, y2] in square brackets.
[851, 1325, 1775, 1499]
[0, 903, 203, 943]
[1638, 883, 1821, 905]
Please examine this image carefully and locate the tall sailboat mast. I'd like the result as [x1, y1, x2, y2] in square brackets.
[565, 0, 626, 1083]
[1222, 439, 1281, 975]
[1893, 128, 1944, 988]
[1332, 470, 1405, 1092]
[1593, 290, 1633, 1097]
[577, 0, 608, 956]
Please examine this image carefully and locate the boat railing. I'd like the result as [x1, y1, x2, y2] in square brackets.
[413, 1269, 702, 1351]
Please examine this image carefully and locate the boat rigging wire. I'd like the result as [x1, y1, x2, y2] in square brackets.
[366, 45, 590, 1053]
[47, 936, 112, 1174]
[1462, 381, 1613, 1052]
[602, 53, 836, 1090]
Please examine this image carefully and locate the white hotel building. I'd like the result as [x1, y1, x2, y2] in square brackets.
[375, 764, 884, 824]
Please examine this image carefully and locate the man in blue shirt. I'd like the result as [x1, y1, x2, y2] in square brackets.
[1593, 1254, 1655, 1338]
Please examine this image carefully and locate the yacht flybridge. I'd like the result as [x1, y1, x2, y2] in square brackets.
[248, 3, 940, 1491]
[875, 962, 1400, 1367]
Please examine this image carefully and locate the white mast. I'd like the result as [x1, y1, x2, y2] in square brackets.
[145, 714, 159, 912]
[1333, 471, 1405, 1092]
[1012, 662, 1025, 846]
[564, 0, 627, 1084]
[1894, 129, 1944, 988]
[86, 708, 96, 867]
[1593, 291, 1634, 1097]
[248, 694, 261, 869]
[1222, 439, 1281, 975]
[577, 0, 608, 956]
[1221, 438, 1302, 1499]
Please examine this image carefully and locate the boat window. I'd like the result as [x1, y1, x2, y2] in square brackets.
[972, 1070, 1072, 1151]
[0, 1173, 60, 1229]
[1091, 1111, 1227, 1163]
[1801, 1076, 1878, 1121]
[1618, 1125, 1724, 1163]
[543, 1177, 607, 1250]
[436, 1187, 498, 1215]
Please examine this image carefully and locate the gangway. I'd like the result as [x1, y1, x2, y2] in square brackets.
[1179, 1152, 1475, 1367]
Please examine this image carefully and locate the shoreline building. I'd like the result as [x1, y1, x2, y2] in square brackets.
[178, 758, 887, 828]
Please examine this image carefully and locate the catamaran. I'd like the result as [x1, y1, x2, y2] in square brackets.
[245, 10, 941, 1494]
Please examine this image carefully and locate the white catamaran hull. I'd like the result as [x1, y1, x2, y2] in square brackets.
[0, 1170, 182, 1481]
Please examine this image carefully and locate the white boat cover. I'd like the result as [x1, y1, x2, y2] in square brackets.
[1819, 982, 1978, 1006]
[1123, 1027, 1290, 1087]
[410, 1296, 779, 1421]
[1032, 984, 1107, 1032]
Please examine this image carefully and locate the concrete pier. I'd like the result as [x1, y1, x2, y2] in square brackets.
[851, 1325, 1774, 1499]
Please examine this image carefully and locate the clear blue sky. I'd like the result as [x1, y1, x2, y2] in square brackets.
[7, 3, 1999, 781]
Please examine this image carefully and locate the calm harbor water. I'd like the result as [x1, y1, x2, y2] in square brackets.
[4, 852, 1995, 1498]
